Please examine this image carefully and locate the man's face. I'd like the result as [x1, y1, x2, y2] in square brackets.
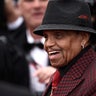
[43, 30, 89, 68]
[19, 0, 48, 28]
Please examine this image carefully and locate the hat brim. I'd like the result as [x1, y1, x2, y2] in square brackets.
[34, 24, 96, 36]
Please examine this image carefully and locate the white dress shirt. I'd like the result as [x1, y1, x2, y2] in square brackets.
[26, 30, 48, 92]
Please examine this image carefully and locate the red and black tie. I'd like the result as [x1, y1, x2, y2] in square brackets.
[50, 70, 61, 96]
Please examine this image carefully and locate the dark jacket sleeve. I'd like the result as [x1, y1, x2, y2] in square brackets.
[0, 81, 33, 96]
[0, 39, 30, 88]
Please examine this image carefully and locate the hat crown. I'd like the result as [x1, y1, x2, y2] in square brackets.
[34, 0, 96, 36]
[43, 0, 92, 27]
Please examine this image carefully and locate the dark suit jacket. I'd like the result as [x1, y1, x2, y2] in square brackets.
[0, 81, 33, 96]
[0, 3, 30, 88]
[8, 22, 27, 51]
[0, 38, 29, 88]
[43, 47, 96, 96]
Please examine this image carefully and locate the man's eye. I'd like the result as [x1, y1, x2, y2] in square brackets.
[24, 0, 33, 2]
[43, 34, 47, 39]
[55, 33, 63, 39]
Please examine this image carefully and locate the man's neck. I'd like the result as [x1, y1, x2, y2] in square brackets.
[27, 27, 42, 40]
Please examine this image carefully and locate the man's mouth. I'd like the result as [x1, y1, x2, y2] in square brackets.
[33, 12, 43, 17]
[49, 51, 60, 55]
[48, 50, 60, 60]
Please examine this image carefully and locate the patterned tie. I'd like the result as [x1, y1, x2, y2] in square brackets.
[50, 70, 61, 96]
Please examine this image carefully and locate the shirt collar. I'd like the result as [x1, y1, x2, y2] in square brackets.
[7, 16, 24, 30]
[26, 29, 45, 44]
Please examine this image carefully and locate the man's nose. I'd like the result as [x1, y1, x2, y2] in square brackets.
[33, 0, 41, 7]
[45, 38, 55, 48]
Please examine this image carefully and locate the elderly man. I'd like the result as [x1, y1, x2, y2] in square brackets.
[34, 0, 96, 96]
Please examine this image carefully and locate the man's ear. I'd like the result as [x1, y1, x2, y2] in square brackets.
[80, 32, 90, 46]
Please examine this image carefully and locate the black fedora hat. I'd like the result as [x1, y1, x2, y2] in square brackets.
[34, 0, 96, 36]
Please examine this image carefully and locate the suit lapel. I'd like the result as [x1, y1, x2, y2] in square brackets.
[43, 78, 52, 96]
[52, 48, 95, 96]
